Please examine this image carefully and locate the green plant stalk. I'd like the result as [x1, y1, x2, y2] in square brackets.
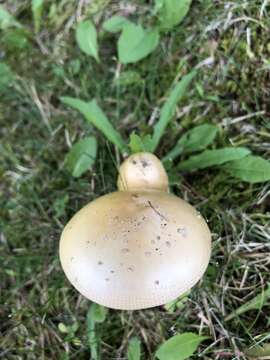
[151, 70, 196, 152]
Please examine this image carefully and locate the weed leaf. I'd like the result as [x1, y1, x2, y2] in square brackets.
[155, 0, 192, 31]
[178, 147, 250, 171]
[0, 5, 21, 30]
[225, 283, 270, 321]
[163, 124, 218, 161]
[129, 133, 153, 153]
[103, 15, 130, 33]
[89, 303, 108, 323]
[65, 137, 97, 177]
[61, 97, 128, 153]
[118, 23, 159, 64]
[87, 303, 108, 360]
[151, 71, 196, 152]
[127, 337, 141, 360]
[156, 332, 208, 360]
[32, 0, 44, 33]
[76, 20, 99, 62]
[223, 155, 270, 183]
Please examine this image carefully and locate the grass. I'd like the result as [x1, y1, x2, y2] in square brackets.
[1, 0, 270, 359]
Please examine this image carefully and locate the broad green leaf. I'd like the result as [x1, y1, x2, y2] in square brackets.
[0, 6, 20, 29]
[156, 0, 192, 31]
[225, 283, 270, 322]
[0, 62, 14, 90]
[118, 23, 159, 64]
[223, 155, 270, 183]
[245, 343, 270, 358]
[61, 97, 128, 153]
[65, 137, 97, 177]
[156, 332, 208, 360]
[2, 28, 29, 51]
[178, 147, 250, 171]
[151, 71, 196, 152]
[129, 133, 153, 153]
[32, 0, 44, 33]
[103, 15, 130, 33]
[76, 20, 99, 62]
[127, 337, 141, 360]
[163, 124, 218, 161]
[87, 303, 108, 360]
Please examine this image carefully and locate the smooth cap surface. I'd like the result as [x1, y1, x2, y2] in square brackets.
[59, 190, 211, 310]
[117, 152, 169, 192]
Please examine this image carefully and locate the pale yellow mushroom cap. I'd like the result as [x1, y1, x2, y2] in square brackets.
[59, 153, 211, 310]
[117, 152, 169, 192]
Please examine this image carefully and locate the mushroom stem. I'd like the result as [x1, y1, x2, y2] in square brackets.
[117, 152, 169, 192]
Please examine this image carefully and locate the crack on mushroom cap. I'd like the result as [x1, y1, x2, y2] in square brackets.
[147, 201, 169, 222]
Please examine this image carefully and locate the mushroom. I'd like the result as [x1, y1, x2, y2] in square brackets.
[59, 152, 211, 310]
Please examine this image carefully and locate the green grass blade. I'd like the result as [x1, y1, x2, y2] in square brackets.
[151, 71, 196, 152]
[61, 96, 128, 153]
[32, 0, 44, 33]
[225, 283, 270, 322]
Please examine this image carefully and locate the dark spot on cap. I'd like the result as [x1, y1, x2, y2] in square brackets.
[155, 280, 160, 285]
[141, 159, 149, 168]
[132, 160, 137, 165]
[98, 261, 103, 265]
